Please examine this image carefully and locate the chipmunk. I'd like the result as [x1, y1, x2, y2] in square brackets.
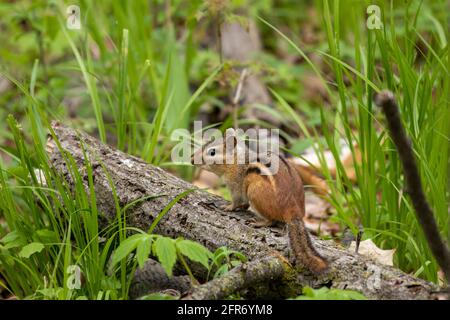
[191, 134, 328, 274]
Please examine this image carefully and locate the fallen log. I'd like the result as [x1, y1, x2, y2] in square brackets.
[46, 122, 440, 300]
[130, 258, 191, 299]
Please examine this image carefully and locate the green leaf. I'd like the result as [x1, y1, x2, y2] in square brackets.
[294, 286, 367, 300]
[139, 293, 179, 300]
[136, 236, 152, 269]
[229, 251, 247, 263]
[176, 239, 212, 269]
[230, 260, 242, 267]
[1, 231, 27, 249]
[19, 242, 44, 258]
[45, 15, 60, 40]
[35, 229, 58, 244]
[214, 264, 229, 279]
[111, 233, 146, 267]
[153, 236, 176, 277]
[37, 288, 60, 299]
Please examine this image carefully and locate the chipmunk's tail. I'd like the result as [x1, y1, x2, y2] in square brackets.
[287, 217, 328, 274]
[288, 162, 330, 196]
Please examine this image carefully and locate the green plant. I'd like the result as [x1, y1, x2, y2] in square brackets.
[260, 0, 449, 283]
[0, 0, 244, 299]
[0, 115, 127, 299]
[208, 246, 248, 280]
[0, 114, 237, 299]
[294, 286, 367, 300]
[111, 233, 213, 281]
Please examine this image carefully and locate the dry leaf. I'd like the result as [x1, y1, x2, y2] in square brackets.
[348, 239, 396, 266]
[305, 191, 330, 219]
[303, 191, 340, 236]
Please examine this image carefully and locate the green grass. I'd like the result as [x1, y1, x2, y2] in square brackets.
[324, 0, 449, 282]
[1, 115, 120, 299]
[0, 0, 448, 299]
[0, 0, 222, 299]
[263, 0, 449, 282]
[0, 115, 230, 299]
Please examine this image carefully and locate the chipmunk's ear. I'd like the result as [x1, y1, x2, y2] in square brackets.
[225, 134, 237, 149]
[225, 128, 238, 148]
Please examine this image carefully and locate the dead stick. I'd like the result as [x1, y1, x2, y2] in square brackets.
[232, 68, 248, 129]
[374, 90, 450, 284]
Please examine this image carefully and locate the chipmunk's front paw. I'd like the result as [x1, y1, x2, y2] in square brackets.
[221, 204, 236, 211]
[248, 217, 274, 228]
[221, 203, 249, 212]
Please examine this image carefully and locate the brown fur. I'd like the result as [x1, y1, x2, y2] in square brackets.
[192, 140, 328, 274]
[289, 161, 330, 196]
[288, 144, 362, 193]
[245, 160, 328, 273]
[288, 217, 328, 273]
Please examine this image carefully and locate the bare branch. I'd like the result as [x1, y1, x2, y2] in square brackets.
[374, 90, 450, 285]
[185, 256, 286, 300]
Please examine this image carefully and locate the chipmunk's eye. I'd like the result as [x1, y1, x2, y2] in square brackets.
[207, 148, 216, 157]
